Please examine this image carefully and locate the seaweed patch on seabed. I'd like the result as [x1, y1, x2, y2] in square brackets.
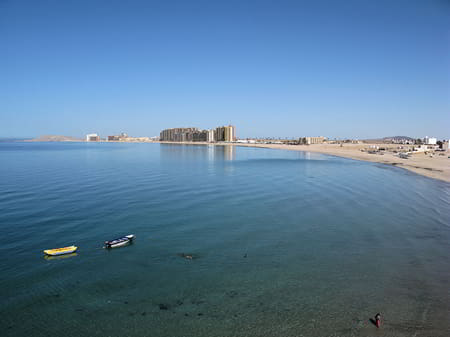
[391, 163, 443, 172]
[159, 303, 170, 310]
[416, 167, 442, 172]
[158, 299, 185, 311]
[226, 290, 239, 299]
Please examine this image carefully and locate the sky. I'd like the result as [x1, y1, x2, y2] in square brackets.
[1, 0, 449, 139]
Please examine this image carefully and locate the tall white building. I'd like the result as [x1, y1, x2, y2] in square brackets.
[424, 136, 437, 145]
[206, 129, 215, 143]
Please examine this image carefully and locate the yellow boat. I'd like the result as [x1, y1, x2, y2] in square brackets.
[43, 246, 78, 256]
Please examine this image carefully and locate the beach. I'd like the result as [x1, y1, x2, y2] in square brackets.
[159, 141, 450, 183]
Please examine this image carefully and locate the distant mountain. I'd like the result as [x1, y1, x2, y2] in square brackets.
[382, 136, 415, 141]
[28, 135, 83, 142]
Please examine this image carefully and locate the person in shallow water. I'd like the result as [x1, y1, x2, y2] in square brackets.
[375, 313, 381, 328]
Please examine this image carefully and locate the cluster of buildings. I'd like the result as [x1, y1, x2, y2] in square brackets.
[107, 132, 128, 141]
[84, 130, 448, 156]
[160, 125, 236, 143]
[85, 132, 157, 142]
[413, 139, 448, 153]
[86, 132, 129, 142]
[411, 136, 449, 153]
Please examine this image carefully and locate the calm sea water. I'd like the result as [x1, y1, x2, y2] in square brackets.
[0, 142, 449, 337]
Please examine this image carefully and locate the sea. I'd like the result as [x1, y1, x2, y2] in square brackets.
[0, 142, 449, 337]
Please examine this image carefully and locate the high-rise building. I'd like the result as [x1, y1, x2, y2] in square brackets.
[160, 125, 235, 142]
[215, 125, 236, 142]
[224, 125, 235, 142]
[192, 130, 208, 142]
[160, 128, 199, 141]
[206, 129, 215, 143]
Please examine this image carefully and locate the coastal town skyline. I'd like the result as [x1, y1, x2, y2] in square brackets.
[8, 128, 447, 144]
[1, 1, 449, 139]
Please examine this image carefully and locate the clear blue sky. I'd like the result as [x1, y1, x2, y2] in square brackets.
[1, 0, 449, 139]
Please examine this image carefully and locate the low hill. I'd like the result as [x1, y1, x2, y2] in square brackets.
[363, 136, 415, 143]
[28, 135, 83, 142]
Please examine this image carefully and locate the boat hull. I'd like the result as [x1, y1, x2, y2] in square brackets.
[44, 246, 78, 256]
[104, 234, 135, 249]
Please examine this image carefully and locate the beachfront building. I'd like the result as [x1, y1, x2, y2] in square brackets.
[215, 127, 225, 142]
[442, 141, 449, 151]
[107, 132, 129, 141]
[224, 125, 235, 142]
[299, 136, 325, 145]
[413, 144, 438, 152]
[160, 128, 199, 142]
[160, 125, 236, 143]
[424, 136, 437, 145]
[86, 133, 100, 142]
[192, 130, 208, 142]
[215, 125, 236, 142]
[206, 129, 215, 143]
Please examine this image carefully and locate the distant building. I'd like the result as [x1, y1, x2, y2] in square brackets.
[413, 144, 437, 152]
[215, 125, 236, 142]
[192, 130, 208, 142]
[206, 129, 215, 143]
[441, 140, 449, 151]
[215, 127, 224, 142]
[299, 136, 325, 145]
[160, 128, 199, 142]
[424, 136, 437, 145]
[107, 132, 129, 141]
[224, 125, 235, 142]
[160, 125, 236, 142]
[86, 133, 100, 142]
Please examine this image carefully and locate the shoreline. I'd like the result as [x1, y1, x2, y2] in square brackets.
[158, 141, 450, 183]
[17, 140, 450, 183]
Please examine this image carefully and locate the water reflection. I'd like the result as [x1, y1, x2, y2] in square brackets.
[160, 144, 235, 162]
[215, 145, 235, 161]
[43, 253, 78, 261]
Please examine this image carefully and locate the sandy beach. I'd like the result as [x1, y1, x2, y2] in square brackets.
[159, 141, 450, 183]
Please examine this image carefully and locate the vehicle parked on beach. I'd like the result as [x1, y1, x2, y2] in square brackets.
[398, 153, 410, 159]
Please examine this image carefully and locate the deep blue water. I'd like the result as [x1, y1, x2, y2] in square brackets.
[0, 142, 449, 337]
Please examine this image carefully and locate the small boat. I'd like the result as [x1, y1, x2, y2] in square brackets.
[104, 234, 135, 249]
[44, 246, 78, 256]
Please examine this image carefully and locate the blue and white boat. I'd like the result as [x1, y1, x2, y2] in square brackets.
[104, 234, 135, 249]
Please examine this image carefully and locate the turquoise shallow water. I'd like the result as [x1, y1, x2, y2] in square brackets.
[0, 142, 449, 337]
